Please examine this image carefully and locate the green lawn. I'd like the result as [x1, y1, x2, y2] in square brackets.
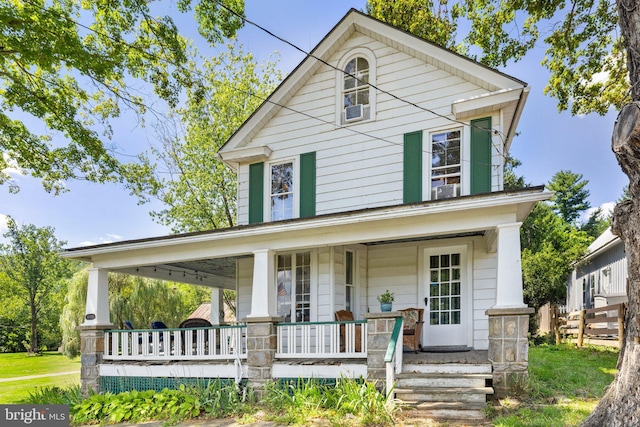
[0, 352, 80, 403]
[490, 344, 619, 427]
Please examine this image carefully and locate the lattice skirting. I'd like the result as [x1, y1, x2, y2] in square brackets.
[100, 376, 239, 394]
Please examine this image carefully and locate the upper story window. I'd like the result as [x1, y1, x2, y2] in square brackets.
[343, 57, 369, 122]
[271, 162, 294, 220]
[337, 49, 376, 125]
[431, 130, 461, 200]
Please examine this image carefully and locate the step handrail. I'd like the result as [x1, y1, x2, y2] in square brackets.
[384, 316, 404, 402]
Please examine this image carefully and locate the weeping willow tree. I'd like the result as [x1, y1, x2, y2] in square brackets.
[60, 268, 209, 357]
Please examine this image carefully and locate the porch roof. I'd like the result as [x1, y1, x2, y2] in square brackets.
[62, 186, 548, 288]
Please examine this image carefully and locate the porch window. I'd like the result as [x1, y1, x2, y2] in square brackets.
[277, 252, 311, 322]
[345, 250, 354, 312]
[271, 162, 294, 220]
[429, 253, 462, 325]
[431, 130, 461, 200]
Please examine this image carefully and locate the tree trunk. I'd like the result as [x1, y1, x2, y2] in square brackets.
[30, 296, 38, 354]
[582, 2, 640, 424]
[583, 104, 640, 424]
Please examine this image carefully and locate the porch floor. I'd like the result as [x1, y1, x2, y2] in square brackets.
[402, 350, 489, 364]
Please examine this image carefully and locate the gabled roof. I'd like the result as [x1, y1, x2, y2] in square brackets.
[218, 8, 528, 166]
[582, 227, 621, 262]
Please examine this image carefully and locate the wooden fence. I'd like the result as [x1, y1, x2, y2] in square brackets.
[556, 303, 626, 348]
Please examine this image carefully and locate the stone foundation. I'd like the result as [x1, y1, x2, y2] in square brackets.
[365, 312, 401, 383]
[77, 324, 113, 396]
[486, 307, 534, 398]
[245, 316, 282, 395]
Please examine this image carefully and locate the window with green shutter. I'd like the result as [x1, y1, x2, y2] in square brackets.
[403, 131, 422, 203]
[300, 152, 316, 217]
[248, 162, 264, 224]
[470, 117, 492, 195]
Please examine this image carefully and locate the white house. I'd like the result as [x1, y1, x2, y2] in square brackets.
[64, 9, 548, 418]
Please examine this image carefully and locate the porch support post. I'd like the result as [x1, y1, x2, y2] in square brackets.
[83, 268, 111, 326]
[248, 249, 277, 318]
[78, 268, 113, 396]
[210, 288, 225, 325]
[495, 222, 526, 308]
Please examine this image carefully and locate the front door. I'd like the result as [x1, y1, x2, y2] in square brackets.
[422, 246, 469, 347]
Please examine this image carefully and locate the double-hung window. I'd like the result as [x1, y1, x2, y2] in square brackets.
[270, 162, 294, 220]
[342, 57, 369, 123]
[277, 252, 311, 323]
[431, 130, 461, 200]
[345, 251, 354, 312]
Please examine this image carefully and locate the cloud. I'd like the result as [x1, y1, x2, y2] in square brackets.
[2, 153, 25, 177]
[0, 214, 8, 233]
[79, 234, 125, 247]
[584, 201, 616, 221]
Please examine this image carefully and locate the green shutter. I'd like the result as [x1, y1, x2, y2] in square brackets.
[470, 117, 492, 195]
[248, 162, 264, 224]
[403, 131, 423, 203]
[300, 152, 316, 218]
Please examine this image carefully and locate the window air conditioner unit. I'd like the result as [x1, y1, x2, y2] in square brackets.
[435, 184, 458, 200]
[345, 104, 364, 122]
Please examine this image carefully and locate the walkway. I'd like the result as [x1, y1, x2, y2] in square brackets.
[0, 370, 79, 383]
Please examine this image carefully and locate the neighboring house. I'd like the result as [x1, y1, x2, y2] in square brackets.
[567, 227, 628, 311]
[64, 9, 548, 417]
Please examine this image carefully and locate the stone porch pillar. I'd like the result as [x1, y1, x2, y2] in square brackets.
[78, 268, 113, 396]
[486, 307, 533, 398]
[488, 222, 533, 397]
[365, 312, 402, 383]
[245, 316, 282, 395]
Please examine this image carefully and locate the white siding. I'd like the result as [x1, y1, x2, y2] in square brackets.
[472, 242, 496, 350]
[235, 31, 503, 225]
[317, 247, 333, 321]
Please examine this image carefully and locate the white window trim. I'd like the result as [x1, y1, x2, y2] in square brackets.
[265, 157, 299, 221]
[345, 248, 356, 316]
[335, 47, 377, 126]
[275, 250, 316, 323]
[423, 126, 467, 200]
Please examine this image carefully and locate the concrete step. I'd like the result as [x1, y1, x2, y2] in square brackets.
[403, 363, 492, 375]
[400, 401, 487, 421]
[394, 386, 493, 403]
[396, 372, 492, 388]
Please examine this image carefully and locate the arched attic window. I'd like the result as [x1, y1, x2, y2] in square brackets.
[337, 49, 376, 124]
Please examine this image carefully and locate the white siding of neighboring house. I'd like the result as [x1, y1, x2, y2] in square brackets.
[235, 31, 504, 225]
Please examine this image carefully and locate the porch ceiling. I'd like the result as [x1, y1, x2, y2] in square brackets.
[62, 187, 549, 282]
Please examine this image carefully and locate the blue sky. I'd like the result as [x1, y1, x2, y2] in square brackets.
[0, 1, 627, 247]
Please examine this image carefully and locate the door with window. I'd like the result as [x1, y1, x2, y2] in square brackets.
[422, 246, 469, 347]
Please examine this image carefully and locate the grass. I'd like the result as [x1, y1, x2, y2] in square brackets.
[0, 352, 80, 404]
[489, 343, 619, 427]
[0, 351, 80, 378]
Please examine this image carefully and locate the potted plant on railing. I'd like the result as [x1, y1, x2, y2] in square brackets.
[377, 290, 395, 312]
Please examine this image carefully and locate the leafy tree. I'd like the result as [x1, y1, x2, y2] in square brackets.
[0, 218, 72, 353]
[520, 203, 591, 309]
[0, 0, 244, 194]
[547, 170, 591, 224]
[503, 155, 528, 190]
[125, 44, 281, 232]
[581, 207, 611, 239]
[60, 267, 209, 357]
[366, 0, 461, 51]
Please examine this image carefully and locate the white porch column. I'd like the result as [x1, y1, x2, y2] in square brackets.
[210, 287, 225, 325]
[248, 249, 277, 318]
[494, 222, 526, 308]
[82, 268, 110, 326]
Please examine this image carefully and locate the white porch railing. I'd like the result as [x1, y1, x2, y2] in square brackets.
[276, 320, 367, 358]
[104, 325, 247, 361]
